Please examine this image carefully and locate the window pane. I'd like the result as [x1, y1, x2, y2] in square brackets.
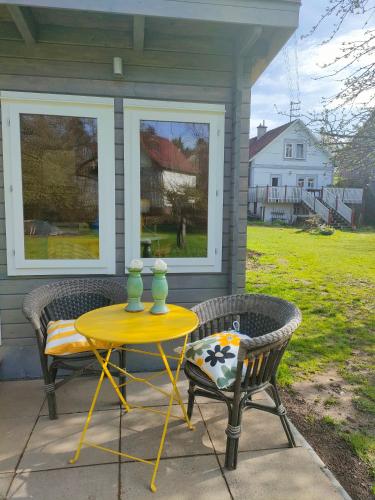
[298, 178, 305, 187]
[140, 120, 209, 258]
[20, 114, 99, 260]
[285, 143, 293, 158]
[296, 143, 304, 158]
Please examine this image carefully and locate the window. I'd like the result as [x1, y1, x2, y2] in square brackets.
[297, 176, 316, 189]
[285, 143, 293, 158]
[124, 99, 224, 273]
[271, 175, 281, 187]
[296, 143, 305, 159]
[284, 141, 306, 160]
[1, 92, 116, 275]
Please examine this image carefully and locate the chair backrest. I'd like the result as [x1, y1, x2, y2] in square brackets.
[192, 294, 301, 390]
[23, 278, 126, 346]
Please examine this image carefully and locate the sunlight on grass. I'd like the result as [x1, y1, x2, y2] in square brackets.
[246, 225, 375, 388]
[25, 232, 99, 259]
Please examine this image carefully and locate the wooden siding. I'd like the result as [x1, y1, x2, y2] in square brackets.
[0, 36, 248, 378]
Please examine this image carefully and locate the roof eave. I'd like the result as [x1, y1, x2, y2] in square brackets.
[3, 0, 300, 28]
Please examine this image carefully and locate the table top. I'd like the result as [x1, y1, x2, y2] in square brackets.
[75, 303, 199, 345]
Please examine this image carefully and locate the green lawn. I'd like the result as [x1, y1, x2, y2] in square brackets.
[143, 231, 207, 258]
[246, 224, 375, 476]
[25, 232, 99, 259]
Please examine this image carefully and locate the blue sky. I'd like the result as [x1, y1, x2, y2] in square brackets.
[250, 0, 373, 136]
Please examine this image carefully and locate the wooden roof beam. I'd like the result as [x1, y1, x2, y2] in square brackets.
[7, 5, 37, 44]
[133, 15, 145, 51]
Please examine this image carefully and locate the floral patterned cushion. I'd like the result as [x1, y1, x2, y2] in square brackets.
[182, 331, 251, 389]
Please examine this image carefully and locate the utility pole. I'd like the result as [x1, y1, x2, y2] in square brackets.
[289, 100, 301, 122]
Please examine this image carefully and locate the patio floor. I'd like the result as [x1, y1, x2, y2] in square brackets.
[0, 372, 348, 499]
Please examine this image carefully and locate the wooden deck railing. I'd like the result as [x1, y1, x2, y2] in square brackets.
[322, 190, 352, 224]
[248, 186, 363, 205]
[301, 190, 330, 223]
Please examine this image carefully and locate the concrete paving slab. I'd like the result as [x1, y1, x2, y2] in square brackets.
[125, 369, 229, 407]
[40, 377, 120, 416]
[199, 401, 302, 454]
[0, 380, 44, 419]
[0, 473, 14, 500]
[8, 463, 119, 499]
[120, 405, 214, 461]
[0, 417, 36, 473]
[219, 448, 344, 500]
[120, 455, 231, 499]
[125, 370, 189, 406]
[18, 409, 120, 472]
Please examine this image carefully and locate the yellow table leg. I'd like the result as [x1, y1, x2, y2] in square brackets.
[150, 338, 192, 492]
[88, 341, 131, 413]
[70, 348, 112, 464]
[157, 338, 194, 430]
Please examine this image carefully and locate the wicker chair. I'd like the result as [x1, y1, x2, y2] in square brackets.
[185, 294, 301, 470]
[23, 278, 126, 420]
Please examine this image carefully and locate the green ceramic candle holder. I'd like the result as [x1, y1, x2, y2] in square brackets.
[150, 268, 169, 315]
[125, 268, 145, 312]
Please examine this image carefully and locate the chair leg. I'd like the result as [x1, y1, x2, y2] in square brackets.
[39, 352, 58, 420]
[119, 349, 126, 400]
[45, 385, 58, 420]
[187, 381, 195, 419]
[225, 405, 242, 470]
[269, 382, 296, 448]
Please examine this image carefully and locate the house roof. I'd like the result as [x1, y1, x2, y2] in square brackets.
[141, 132, 199, 175]
[249, 121, 295, 159]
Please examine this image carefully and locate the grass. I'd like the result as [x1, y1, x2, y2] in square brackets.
[246, 223, 375, 476]
[25, 232, 99, 259]
[143, 231, 207, 258]
[246, 224, 374, 387]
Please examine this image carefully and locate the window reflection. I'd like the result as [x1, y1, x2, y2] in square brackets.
[20, 114, 99, 259]
[140, 120, 209, 258]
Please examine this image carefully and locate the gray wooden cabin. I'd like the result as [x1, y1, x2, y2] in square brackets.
[0, 0, 300, 378]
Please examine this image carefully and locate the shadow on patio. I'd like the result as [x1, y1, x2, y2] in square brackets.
[0, 372, 347, 499]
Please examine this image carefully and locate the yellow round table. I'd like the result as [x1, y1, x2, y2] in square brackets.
[70, 303, 199, 493]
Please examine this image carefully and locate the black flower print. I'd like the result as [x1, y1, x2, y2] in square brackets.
[205, 345, 235, 367]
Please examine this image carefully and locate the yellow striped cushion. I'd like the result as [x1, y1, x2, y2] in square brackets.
[45, 319, 110, 356]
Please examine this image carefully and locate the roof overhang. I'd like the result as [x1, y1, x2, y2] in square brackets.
[3, 0, 300, 28]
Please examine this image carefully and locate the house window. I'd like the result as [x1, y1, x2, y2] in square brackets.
[284, 141, 306, 160]
[271, 175, 281, 187]
[307, 177, 315, 188]
[1, 92, 116, 275]
[296, 143, 305, 159]
[297, 177, 305, 188]
[124, 99, 225, 273]
[285, 143, 293, 158]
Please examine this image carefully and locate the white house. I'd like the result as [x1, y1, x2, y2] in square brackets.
[248, 119, 336, 223]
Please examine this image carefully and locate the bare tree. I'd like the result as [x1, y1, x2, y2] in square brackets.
[302, 0, 375, 186]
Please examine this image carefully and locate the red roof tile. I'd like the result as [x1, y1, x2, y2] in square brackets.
[249, 121, 294, 159]
[141, 132, 199, 175]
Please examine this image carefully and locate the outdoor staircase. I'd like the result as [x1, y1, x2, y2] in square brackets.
[301, 189, 353, 228]
[319, 199, 351, 228]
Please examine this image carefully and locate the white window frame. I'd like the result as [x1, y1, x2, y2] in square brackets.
[1, 91, 116, 276]
[284, 140, 306, 160]
[270, 175, 281, 187]
[295, 142, 305, 160]
[123, 98, 225, 274]
[284, 143, 293, 158]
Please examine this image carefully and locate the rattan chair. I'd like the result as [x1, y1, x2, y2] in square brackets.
[185, 294, 301, 470]
[23, 278, 126, 420]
